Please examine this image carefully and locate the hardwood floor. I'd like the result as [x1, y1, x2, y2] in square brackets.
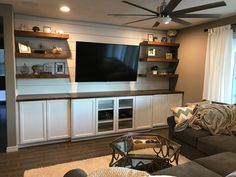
[0, 128, 168, 177]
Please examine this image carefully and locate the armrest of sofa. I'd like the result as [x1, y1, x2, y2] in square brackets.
[167, 116, 176, 140]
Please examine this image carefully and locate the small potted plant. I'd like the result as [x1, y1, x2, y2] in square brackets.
[151, 65, 158, 75]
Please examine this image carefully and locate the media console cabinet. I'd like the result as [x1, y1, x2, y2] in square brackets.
[16, 90, 183, 148]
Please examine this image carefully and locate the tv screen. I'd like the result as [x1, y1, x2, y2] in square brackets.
[75, 42, 139, 82]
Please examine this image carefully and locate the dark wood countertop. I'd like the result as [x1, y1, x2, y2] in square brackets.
[16, 90, 184, 101]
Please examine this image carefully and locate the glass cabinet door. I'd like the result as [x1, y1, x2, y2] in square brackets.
[117, 97, 134, 130]
[97, 98, 115, 133]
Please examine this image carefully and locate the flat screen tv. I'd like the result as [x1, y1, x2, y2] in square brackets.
[75, 42, 139, 82]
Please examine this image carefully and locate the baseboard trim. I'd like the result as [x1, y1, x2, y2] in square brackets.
[7, 145, 18, 153]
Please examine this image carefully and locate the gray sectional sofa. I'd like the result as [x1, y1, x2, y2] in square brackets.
[153, 152, 236, 177]
[167, 116, 236, 160]
[64, 152, 236, 177]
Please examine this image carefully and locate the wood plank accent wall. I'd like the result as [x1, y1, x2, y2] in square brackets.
[15, 15, 169, 95]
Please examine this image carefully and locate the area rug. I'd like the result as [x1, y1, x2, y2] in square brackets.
[24, 154, 190, 177]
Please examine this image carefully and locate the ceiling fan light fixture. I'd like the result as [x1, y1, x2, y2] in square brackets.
[157, 16, 171, 24]
[60, 6, 70, 12]
[165, 21, 170, 24]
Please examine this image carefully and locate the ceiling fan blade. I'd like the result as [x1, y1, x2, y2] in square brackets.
[162, 0, 182, 16]
[171, 1, 226, 16]
[122, 1, 159, 15]
[173, 14, 221, 18]
[172, 18, 192, 26]
[124, 16, 157, 25]
[108, 14, 156, 17]
[152, 21, 160, 28]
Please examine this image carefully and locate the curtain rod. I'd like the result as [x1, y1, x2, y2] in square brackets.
[204, 24, 236, 32]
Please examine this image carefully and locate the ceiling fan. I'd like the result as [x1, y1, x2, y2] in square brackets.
[108, 0, 226, 28]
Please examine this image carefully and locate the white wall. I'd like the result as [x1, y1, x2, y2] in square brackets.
[15, 15, 169, 95]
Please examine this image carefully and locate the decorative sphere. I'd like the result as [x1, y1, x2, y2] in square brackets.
[32, 26, 40, 32]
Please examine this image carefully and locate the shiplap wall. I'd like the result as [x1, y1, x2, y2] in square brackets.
[15, 15, 169, 95]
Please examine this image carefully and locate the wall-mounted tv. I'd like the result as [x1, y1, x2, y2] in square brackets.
[75, 42, 139, 82]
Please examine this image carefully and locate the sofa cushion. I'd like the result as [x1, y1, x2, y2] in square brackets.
[173, 128, 210, 147]
[197, 135, 236, 155]
[194, 152, 236, 176]
[152, 161, 221, 177]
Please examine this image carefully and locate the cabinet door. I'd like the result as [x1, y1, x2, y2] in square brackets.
[19, 101, 46, 144]
[135, 96, 152, 129]
[152, 95, 168, 126]
[96, 97, 116, 134]
[71, 99, 95, 138]
[117, 97, 135, 131]
[167, 94, 183, 117]
[47, 99, 70, 140]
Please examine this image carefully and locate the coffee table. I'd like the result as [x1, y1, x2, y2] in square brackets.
[109, 132, 181, 173]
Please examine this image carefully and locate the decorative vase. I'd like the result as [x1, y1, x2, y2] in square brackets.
[167, 30, 178, 42]
[20, 63, 30, 74]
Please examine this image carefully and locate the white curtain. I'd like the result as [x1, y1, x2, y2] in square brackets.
[232, 38, 236, 103]
[203, 25, 234, 103]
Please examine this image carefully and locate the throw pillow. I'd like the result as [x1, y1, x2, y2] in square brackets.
[171, 105, 195, 125]
[226, 171, 236, 177]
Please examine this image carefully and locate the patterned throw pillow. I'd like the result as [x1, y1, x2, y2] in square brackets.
[171, 105, 195, 125]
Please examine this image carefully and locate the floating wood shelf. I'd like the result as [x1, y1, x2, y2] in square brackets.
[138, 73, 178, 78]
[139, 57, 179, 62]
[15, 53, 69, 59]
[140, 41, 180, 47]
[16, 74, 70, 79]
[14, 30, 69, 39]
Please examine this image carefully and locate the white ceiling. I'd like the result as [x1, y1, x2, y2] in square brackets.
[0, 0, 236, 30]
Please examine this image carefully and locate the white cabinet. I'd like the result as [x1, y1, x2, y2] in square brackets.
[95, 97, 135, 134]
[19, 101, 47, 144]
[19, 93, 183, 144]
[96, 97, 116, 134]
[71, 97, 135, 138]
[167, 94, 183, 117]
[135, 95, 153, 129]
[47, 100, 70, 140]
[117, 97, 135, 131]
[153, 93, 183, 126]
[153, 95, 168, 126]
[71, 99, 95, 138]
[19, 99, 70, 144]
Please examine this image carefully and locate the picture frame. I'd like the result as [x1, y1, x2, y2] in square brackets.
[55, 62, 65, 74]
[166, 53, 173, 60]
[148, 48, 155, 56]
[18, 42, 31, 53]
[148, 34, 154, 42]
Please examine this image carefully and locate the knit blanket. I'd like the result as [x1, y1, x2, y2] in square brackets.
[88, 167, 150, 177]
[175, 104, 236, 135]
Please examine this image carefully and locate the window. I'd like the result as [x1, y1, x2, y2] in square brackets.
[232, 37, 236, 104]
[232, 38, 236, 104]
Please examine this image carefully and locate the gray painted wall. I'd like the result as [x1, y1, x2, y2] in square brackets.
[176, 15, 236, 104]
